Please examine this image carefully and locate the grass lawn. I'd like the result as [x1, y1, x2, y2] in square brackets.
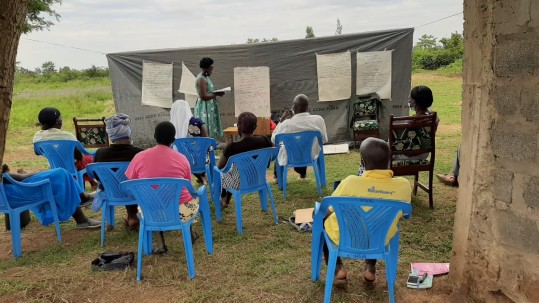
[0, 72, 462, 302]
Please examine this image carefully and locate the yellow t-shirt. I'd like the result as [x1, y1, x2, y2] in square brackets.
[324, 170, 411, 245]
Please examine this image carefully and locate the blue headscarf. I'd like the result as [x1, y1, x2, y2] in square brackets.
[105, 114, 132, 142]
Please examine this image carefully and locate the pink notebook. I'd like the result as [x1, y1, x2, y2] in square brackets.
[411, 263, 450, 276]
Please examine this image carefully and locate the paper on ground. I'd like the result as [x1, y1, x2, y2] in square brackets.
[295, 208, 314, 224]
[323, 143, 349, 155]
[408, 269, 433, 289]
[411, 263, 450, 276]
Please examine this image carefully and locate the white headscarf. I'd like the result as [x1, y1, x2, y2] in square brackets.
[170, 99, 193, 139]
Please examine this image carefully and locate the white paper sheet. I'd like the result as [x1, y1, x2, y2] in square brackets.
[213, 87, 232, 93]
[141, 61, 173, 108]
[178, 62, 198, 96]
[233, 66, 271, 117]
[316, 51, 352, 102]
[356, 50, 392, 99]
[323, 143, 350, 155]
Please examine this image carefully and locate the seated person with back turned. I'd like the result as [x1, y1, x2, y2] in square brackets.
[125, 121, 199, 254]
[94, 114, 144, 229]
[324, 138, 411, 284]
[271, 94, 328, 180]
[218, 112, 273, 209]
[33, 107, 97, 190]
[1, 165, 100, 229]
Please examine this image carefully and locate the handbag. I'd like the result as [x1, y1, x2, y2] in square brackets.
[91, 252, 134, 271]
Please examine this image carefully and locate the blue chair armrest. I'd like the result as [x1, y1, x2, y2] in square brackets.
[2, 173, 50, 188]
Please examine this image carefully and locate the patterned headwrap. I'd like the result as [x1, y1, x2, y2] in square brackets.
[105, 113, 132, 142]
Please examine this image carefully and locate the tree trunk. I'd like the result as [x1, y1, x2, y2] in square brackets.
[0, 0, 29, 167]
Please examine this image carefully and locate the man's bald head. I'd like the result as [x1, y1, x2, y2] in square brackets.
[292, 94, 309, 114]
[359, 137, 390, 170]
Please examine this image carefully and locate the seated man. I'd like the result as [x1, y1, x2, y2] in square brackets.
[2, 165, 100, 229]
[271, 94, 328, 180]
[125, 121, 198, 254]
[324, 138, 412, 283]
[33, 107, 97, 190]
[94, 114, 144, 228]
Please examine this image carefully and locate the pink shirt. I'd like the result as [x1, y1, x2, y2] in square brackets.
[125, 144, 193, 204]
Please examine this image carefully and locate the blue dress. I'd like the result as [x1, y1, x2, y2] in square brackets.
[4, 168, 83, 225]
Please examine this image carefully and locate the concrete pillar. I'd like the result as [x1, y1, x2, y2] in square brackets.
[451, 1, 539, 302]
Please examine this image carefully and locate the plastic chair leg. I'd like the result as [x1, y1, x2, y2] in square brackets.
[313, 163, 322, 198]
[324, 249, 339, 303]
[48, 201, 62, 243]
[283, 166, 289, 200]
[200, 203, 214, 254]
[137, 226, 145, 281]
[233, 192, 243, 234]
[212, 173, 223, 222]
[266, 183, 278, 224]
[181, 224, 196, 280]
[258, 188, 268, 212]
[108, 205, 115, 228]
[311, 232, 324, 281]
[9, 211, 22, 258]
[100, 206, 107, 247]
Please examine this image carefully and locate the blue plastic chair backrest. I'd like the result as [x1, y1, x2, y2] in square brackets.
[275, 131, 323, 166]
[225, 147, 276, 192]
[120, 178, 196, 228]
[86, 162, 130, 202]
[34, 140, 86, 175]
[173, 138, 217, 173]
[0, 173, 49, 211]
[321, 197, 412, 254]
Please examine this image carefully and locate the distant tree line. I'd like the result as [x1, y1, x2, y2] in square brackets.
[15, 61, 109, 82]
[413, 32, 463, 70]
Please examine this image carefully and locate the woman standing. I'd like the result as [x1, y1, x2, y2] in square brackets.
[195, 57, 225, 138]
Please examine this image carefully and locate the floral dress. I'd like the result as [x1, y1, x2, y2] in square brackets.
[194, 73, 223, 138]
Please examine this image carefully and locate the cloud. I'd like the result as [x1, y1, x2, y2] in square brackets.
[17, 0, 463, 69]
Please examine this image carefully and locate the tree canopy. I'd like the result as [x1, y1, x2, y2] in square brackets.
[24, 0, 62, 33]
[305, 26, 315, 38]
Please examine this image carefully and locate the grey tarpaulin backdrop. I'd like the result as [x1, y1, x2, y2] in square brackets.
[107, 28, 413, 147]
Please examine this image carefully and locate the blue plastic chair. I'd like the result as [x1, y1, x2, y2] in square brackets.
[311, 197, 412, 303]
[120, 178, 213, 281]
[275, 131, 327, 199]
[0, 173, 62, 258]
[86, 162, 134, 247]
[34, 140, 95, 189]
[173, 137, 217, 195]
[211, 147, 278, 234]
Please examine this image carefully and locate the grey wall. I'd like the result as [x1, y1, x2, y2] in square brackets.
[107, 28, 413, 147]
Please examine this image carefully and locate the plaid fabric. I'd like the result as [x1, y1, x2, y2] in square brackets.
[353, 120, 379, 130]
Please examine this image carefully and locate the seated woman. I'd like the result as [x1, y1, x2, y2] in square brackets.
[2, 165, 100, 229]
[218, 112, 273, 209]
[94, 114, 144, 229]
[392, 85, 439, 161]
[170, 99, 209, 185]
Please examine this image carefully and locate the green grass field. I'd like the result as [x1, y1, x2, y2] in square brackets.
[0, 71, 462, 302]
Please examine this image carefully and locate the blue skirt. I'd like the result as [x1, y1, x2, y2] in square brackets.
[4, 168, 83, 225]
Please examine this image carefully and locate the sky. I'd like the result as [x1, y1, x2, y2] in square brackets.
[16, 0, 463, 70]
